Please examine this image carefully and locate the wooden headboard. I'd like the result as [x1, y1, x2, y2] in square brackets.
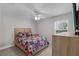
[14, 28, 32, 35]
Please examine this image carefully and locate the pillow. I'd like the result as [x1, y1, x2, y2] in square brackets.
[26, 32, 32, 37]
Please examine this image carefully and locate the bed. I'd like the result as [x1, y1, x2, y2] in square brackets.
[14, 28, 49, 56]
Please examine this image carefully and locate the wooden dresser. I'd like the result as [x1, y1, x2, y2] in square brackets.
[52, 32, 79, 56]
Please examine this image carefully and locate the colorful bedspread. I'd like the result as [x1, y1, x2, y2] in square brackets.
[16, 32, 49, 56]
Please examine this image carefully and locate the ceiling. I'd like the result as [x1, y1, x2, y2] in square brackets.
[17, 3, 73, 18]
[0, 3, 73, 20]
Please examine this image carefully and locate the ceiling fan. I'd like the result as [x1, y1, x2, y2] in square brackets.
[32, 9, 52, 21]
[14, 4, 54, 20]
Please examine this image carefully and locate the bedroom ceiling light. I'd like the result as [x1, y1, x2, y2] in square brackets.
[35, 14, 40, 21]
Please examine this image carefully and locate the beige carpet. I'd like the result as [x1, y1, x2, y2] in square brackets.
[0, 44, 52, 56]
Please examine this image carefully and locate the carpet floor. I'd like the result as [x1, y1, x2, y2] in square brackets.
[0, 44, 52, 56]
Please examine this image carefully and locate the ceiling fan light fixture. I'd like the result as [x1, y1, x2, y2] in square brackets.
[35, 15, 40, 21]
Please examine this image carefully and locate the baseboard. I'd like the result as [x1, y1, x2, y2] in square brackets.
[0, 44, 14, 50]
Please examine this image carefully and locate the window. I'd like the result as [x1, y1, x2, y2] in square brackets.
[54, 20, 68, 34]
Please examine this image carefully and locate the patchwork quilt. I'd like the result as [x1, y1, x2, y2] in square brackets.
[16, 32, 49, 56]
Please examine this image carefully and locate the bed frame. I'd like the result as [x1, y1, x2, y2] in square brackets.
[14, 28, 48, 56]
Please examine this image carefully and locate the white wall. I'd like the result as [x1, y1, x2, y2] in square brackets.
[36, 12, 74, 44]
[0, 4, 37, 50]
[0, 5, 4, 48]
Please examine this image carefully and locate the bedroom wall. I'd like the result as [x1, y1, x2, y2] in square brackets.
[36, 12, 74, 44]
[0, 4, 37, 50]
[0, 5, 5, 49]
